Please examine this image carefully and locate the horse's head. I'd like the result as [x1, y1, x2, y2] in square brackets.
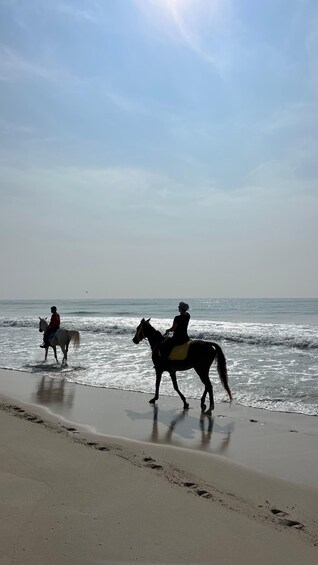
[132, 318, 151, 344]
[39, 317, 48, 333]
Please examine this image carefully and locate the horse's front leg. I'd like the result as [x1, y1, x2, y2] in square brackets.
[53, 346, 59, 363]
[149, 367, 162, 404]
[44, 346, 49, 362]
[170, 370, 189, 410]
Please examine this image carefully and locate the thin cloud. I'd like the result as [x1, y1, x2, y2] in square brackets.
[0, 45, 53, 82]
[0, 44, 84, 85]
[134, 0, 238, 76]
[260, 102, 318, 134]
[55, 1, 105, 25]
[0, 118, 34, 135]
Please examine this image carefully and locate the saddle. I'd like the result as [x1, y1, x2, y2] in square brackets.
[168, 341, 191, 361]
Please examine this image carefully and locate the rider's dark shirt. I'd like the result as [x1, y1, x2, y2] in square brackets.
[172, 313, 190, 344]
[48, 312, 60, 331]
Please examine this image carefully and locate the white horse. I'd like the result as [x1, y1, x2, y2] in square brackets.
[39, 318, 80, 365]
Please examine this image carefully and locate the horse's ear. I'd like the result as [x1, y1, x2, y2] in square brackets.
[146, 318, 151, 323]
[45, 317, 47, 320]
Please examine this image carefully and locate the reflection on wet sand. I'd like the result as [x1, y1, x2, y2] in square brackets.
[126, 406, 234, 454]
[33, 376, 75, 408]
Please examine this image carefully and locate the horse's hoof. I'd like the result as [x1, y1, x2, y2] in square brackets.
[149, 398, 157, 405]
[184, 403, 190, 410]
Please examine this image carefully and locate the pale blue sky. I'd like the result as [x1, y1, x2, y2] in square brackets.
[0, 0, 317, 298]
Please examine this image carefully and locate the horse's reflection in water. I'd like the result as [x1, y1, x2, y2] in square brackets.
[198, 414, 232, 453]
[33, 376, 75, 408]
[126, 406, 234, 454]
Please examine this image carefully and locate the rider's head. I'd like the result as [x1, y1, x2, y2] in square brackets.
[51, 306, 57, 313]
[178, 302, 189, 313]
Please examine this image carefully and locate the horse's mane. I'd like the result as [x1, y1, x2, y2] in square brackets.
[146, 322, 164, 342]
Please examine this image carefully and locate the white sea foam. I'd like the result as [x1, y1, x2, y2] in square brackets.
[0, 298, 317, 416]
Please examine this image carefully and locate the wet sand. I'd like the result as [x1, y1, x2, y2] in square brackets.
[0, 368, 317, 487]
[1, 368, 318, 564]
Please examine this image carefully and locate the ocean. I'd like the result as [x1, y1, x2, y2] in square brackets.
[0, 298, 317, 416]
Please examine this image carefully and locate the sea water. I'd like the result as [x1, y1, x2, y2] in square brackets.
[0, 298, 317, 416]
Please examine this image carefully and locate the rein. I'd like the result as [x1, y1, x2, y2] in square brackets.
[142, 323, 163, 352]
[138, 323, 147, 341]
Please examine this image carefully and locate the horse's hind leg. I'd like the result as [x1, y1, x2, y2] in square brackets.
[204, 379, 214, 414]
[197, 369, 214, 414]
[61, 345, 68, 366]
[65, 341, 70, 364]
[201, 388, 208, 413]
[170, 370, 189, 410]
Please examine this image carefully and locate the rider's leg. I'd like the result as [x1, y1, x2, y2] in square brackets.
[40, 330, 49, 348]
[159, 337, 174, 360]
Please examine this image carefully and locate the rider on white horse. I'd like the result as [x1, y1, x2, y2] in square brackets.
[40, 306, 60, 348]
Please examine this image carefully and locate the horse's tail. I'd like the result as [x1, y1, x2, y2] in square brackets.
[69, 331, 80, 349]
[210, 342, 232, 402]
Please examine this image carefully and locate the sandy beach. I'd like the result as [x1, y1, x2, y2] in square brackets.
[1, 368, 317, 564]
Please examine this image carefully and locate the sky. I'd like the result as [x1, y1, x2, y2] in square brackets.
[0, 0, 317, 299]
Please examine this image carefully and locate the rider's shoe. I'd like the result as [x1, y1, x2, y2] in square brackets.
[40, 344, 46, 348]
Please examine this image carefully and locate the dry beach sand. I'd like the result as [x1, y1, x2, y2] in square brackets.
[0, 368, 317, 564]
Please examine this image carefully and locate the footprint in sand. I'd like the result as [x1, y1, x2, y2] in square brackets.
[62, 426, 78, 433]
[196, 489, 212, 499]
[282, 519, 304, 530]
[271, 508, 304, 530]
[24, 414, 43, 424]
[145, 463, 163, 470]
[182, 482, 212, 499]
[271, 508, 288, 517]
[142, 458, 162, 470]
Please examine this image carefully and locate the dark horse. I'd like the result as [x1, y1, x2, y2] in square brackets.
[132, 318, 232, 414]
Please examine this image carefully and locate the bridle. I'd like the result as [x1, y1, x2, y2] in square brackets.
[135, 322, 147, 342]
[134, 318, 151, 344]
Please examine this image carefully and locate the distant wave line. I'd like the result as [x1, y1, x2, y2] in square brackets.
[1, 318, 318, 350]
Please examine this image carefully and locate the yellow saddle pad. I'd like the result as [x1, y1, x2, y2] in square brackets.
[168, 341, 191, 361]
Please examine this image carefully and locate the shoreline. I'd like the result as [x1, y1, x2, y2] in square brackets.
[1, 368, 318, 563]
[0, 368, 317, 488]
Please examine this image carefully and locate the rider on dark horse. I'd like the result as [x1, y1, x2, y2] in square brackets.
[40, 306, 60, 348]
[159, 302, 190, 361]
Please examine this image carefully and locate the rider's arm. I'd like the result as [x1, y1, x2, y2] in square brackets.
[165, 320, 178, 334]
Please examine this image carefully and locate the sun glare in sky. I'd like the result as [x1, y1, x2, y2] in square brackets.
[136, 0, 223, 67]
[162, 0, 189, 12]
[141, 0, 218, 21]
